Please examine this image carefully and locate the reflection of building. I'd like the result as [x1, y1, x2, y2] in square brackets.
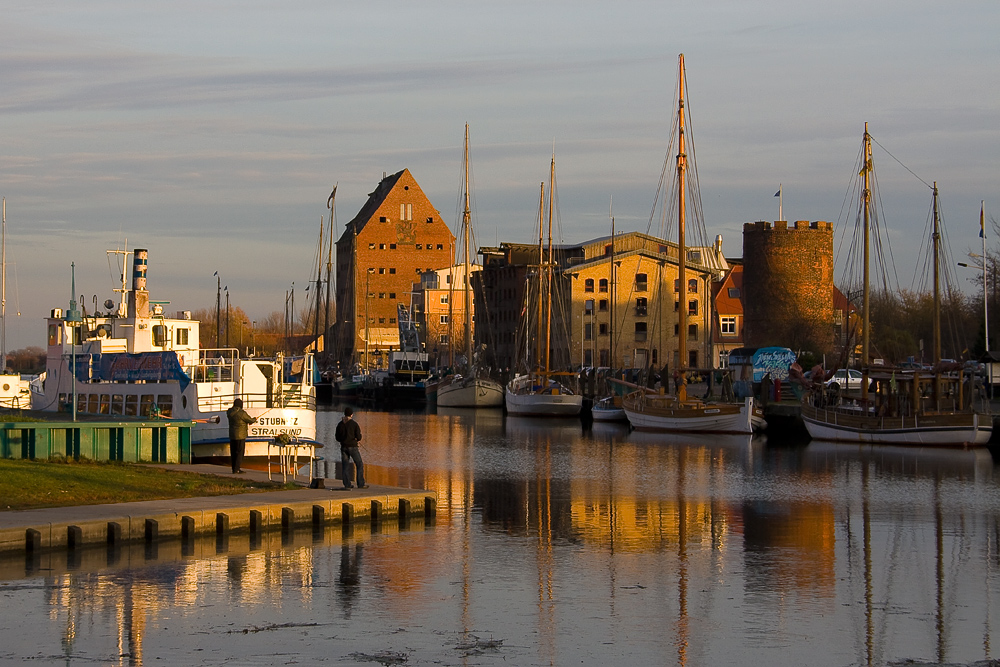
[335, 170, 455, 367]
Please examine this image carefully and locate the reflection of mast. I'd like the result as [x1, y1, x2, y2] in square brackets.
[535, 432, 556, 664]
[674, 452, 690, 666]
[862, 464, 874, 667]
[934, 473, 946, 663]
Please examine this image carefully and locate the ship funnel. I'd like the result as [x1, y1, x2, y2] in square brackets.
[129, 248, 150, 318]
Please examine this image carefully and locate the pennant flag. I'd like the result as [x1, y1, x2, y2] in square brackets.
[774, 190, 781, 197]
[981, 202, 986, 238]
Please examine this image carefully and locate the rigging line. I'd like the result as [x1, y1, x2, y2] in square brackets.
[871, 136, 933, 190]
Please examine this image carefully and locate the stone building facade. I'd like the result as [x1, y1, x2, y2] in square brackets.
[334, 170, 455, 369]
[742, 220, 834, 354]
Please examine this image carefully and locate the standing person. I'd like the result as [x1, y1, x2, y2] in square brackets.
[226, 398, 256, 474]
[336, 407, 367, 489]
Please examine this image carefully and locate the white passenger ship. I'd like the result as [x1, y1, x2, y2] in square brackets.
[31, 248, 318, 464]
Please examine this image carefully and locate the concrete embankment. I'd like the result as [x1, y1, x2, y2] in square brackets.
[0, 465, 436, 557]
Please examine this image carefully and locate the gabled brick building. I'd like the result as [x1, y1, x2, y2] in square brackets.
[335, 170, 455, 369]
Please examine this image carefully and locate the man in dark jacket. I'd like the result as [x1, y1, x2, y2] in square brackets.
[226, 398, 256, 474]
[335, 407, 367, 489]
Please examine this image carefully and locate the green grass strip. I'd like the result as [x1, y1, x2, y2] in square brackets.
[0, 459, 295, 510]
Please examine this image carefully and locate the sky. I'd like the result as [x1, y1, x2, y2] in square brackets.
[1, 0, 998, 351]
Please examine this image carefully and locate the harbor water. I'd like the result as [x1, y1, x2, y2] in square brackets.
[2, 405, 1000, 666]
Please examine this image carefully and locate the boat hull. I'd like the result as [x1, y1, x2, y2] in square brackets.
[801, 405, 992, 446]
[505, 375, 582, 416]
[437, 377, 504, 407]
[623, 394, 761, 434]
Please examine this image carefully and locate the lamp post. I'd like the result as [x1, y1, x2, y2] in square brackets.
[959, 256, 988, 353]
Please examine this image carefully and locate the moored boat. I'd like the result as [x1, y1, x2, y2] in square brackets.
[590, 395, 626, 422]
[31, 247, 320, 464]
[801, 126, 991, 447]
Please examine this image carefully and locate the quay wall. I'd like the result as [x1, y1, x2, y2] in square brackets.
[0, 418, 192, 463]
[0, 489, 436, 556]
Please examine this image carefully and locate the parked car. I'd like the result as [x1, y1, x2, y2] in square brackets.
[824, 368, 864, 391]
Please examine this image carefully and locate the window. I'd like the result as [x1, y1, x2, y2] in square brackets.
[585, 299, 594, 313]
[389, 318, 396, 324]
[718, 350, 729, 369]
[379, 267, 386, 274]
[440, 295, 449, 304]
[48, 323, 61, 346]
[389, 292, 396, 299]
[688, 300, 698, 316]
[416, 244, 422, 250]
[440, 315, 449, 324]
[636, 274, 647, 291]
[379, 216, 387, 223]
[688, 323, 698, 339]
[634, 322, 648, 341]
[379, 292, 385, 299]
[426, 217, 434, 224]
[687, 250, 702, 263]
[156, 395, 172, 417]
[176, 328, 189, 345]
[440, 334, 449, 343]
[674, 279, 680, 292]
[604, 244, 613, 257]
[436, 244, 443, 250]
[636, 297, 647, 316]
[674, 301, 679, 312]
[689, 351, 698, 368]
[87, 394, 98, 413]
[111, 395, 124, 415]
[389, 268, 396, 274]
[152, 325, 166, 347]
[599, 349, 609, 366]
[379, 317, 385, 324]
[389, 243, 397, 250]
[379, 243, 386, 250]
[140, 394, 154, 417]
[369, 243, 376, 249]
[584, 349, 593, 366]
[599, 299, 608, 312]
[585, 278, 594, 293]
[728, 287, 741, 298]
[124, 395, 138, 416]
[585, 323, 593, 341]
[721, 316, 737, 335]
[688, 279, 698, 293]
[599, 278, 608, 293]
[599, 323, 608, 335]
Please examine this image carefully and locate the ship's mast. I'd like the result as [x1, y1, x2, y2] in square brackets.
[535, 182, 544, 374]
[462, 124, 474, 373]
[545, 153, 555, 375]
[1, 198, 6, 374]
[861, 124, 871, 404]
[932, 182, 941, 364]
[677, 54, 688, 384]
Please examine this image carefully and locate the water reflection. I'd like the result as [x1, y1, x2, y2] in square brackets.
[1, 409, 999, 666]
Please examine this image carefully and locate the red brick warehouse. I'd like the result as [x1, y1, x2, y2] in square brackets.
[334, 170, 455, 369]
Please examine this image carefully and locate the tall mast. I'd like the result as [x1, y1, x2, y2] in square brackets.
[610, 198, 615, 372]
[677, 54, 688, 375]
[983, 201, 989, 353]
[324, 185, 337, 361]
[462, 124, 473, 372]
[932, 182, 941, 364]
[545, 153, 555, 374]
[861, 123, 872, 373]
[313, 215, 324, 345]
[535, 182, 545, 373]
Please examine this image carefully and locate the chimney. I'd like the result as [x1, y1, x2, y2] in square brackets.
[129, 248, 150, 318]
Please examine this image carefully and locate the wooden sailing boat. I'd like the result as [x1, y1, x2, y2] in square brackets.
[621, 54, 762, 434]
[801, 124, 991, 446]
[505, 153, 583, 416]
[437, 125, 505, 407]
